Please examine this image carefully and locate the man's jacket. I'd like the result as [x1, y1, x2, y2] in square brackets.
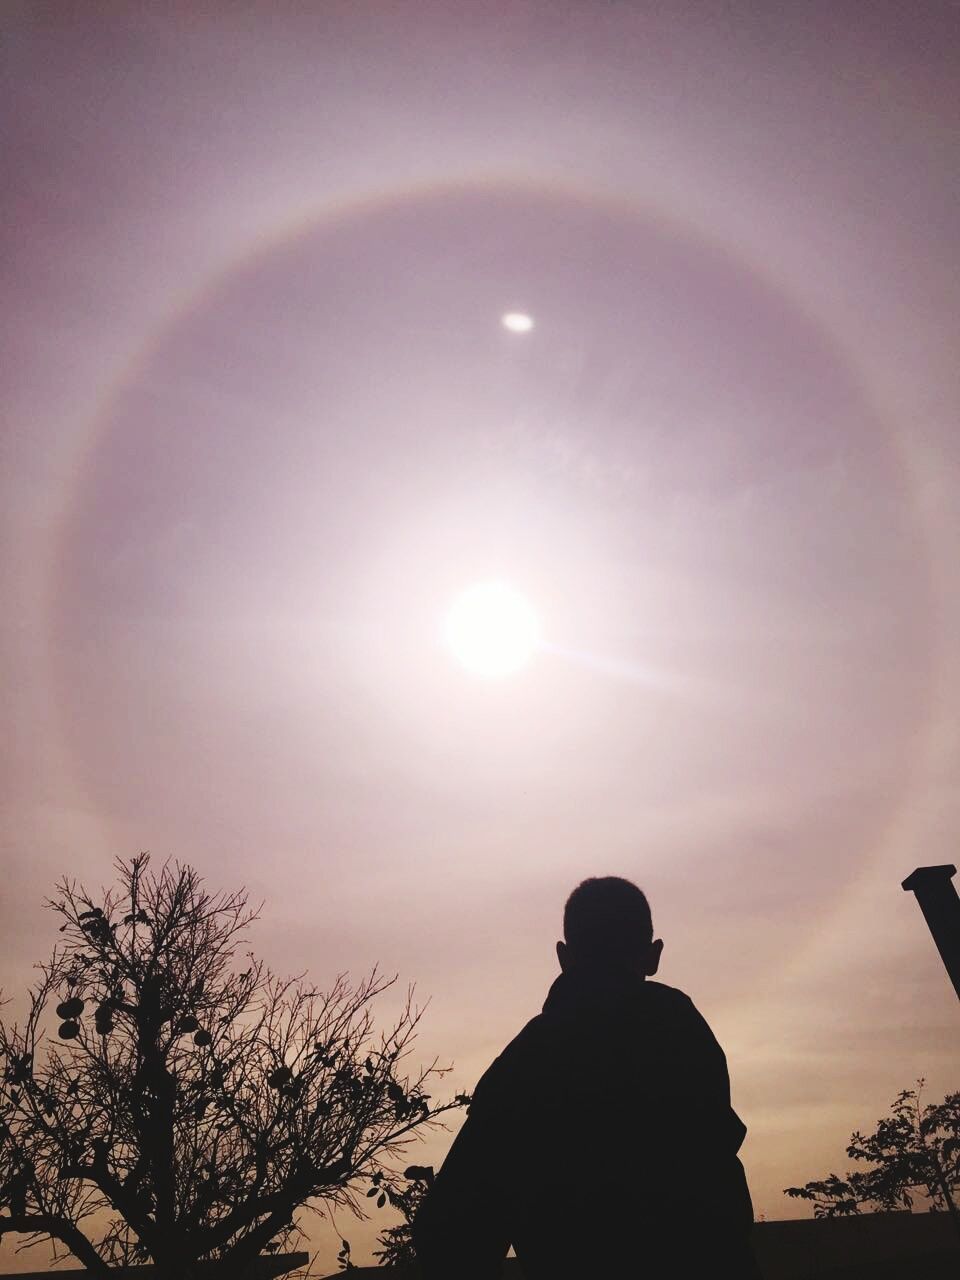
[413, 966, 759, 1279]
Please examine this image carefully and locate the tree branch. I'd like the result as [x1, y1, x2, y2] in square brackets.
[0, 1211, 110, 1276]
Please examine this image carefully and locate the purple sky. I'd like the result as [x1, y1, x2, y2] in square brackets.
[3, 2, 960, 1270]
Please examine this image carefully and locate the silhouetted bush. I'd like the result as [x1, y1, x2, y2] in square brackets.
[371, 1163, 438, 1266]
[784, 1080, 960, 1240]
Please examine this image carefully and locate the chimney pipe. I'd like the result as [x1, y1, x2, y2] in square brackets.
[901, 864, 960, 1002]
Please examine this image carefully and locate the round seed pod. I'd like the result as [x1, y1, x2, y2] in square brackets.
[58, 1021, 80, 1040]
[193, 1029, 212, 1047]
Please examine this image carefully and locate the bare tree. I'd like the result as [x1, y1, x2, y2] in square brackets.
[0, 855, 464, 1276]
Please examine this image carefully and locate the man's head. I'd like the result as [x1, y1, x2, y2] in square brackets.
[557, 876, 663, 977]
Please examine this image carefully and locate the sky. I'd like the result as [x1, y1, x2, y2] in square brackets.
[2, 1, 960, 1271]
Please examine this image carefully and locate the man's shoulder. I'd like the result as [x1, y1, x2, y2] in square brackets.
[494, 981, 699, 1049]
[642, 979, 695, 1006]
[641, 979, 706, 1022]
[484, 1014, 550, 1072]
[469, 1012, 557, 1107]
[642, 980, 720, 1039]
[475, 982, 700, 1087]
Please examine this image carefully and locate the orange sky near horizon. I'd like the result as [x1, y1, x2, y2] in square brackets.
[3, 2, 960, 1272]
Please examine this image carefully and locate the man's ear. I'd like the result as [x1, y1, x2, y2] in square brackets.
[644, 938, 664, 976]
[556, 940, 568, 972]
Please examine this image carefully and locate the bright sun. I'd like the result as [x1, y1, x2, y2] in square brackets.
[443, 581, 542, 679]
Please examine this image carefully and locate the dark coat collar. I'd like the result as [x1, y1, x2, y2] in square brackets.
[542, 964, 648, 1019]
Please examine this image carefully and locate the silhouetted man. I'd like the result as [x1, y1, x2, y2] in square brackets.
[413, 876, 759, 1278]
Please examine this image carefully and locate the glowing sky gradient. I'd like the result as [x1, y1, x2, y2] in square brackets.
[3, 2, 960, 1270]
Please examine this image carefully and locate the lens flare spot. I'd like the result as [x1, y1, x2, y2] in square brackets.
[501, 311, 534, 333]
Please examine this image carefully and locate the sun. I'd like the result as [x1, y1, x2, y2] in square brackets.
[443, 581, 542, 679]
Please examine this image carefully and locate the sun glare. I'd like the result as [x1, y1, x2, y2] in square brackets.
[443, 581, 542, 679]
